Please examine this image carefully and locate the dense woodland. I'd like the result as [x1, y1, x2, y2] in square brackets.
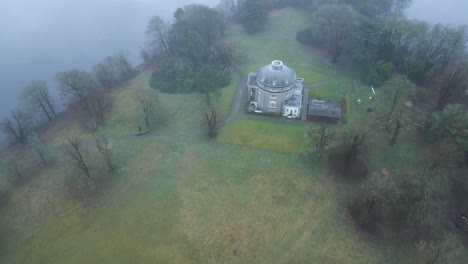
[0, 0, 467, 262]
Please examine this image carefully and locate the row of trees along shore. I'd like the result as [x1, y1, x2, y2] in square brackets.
[0, 52, 134, 144]
[0, 1, 251, 198]
[0, 49, 168, 195]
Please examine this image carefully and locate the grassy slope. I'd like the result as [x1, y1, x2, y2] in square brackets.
[1, 7, 466, 264]
[219, 118, 308, 153]
[0, 137, 428, 264]
[225, 8, 331, 82]
[218, 8, 331, 151]
[98, 71, 239, 138]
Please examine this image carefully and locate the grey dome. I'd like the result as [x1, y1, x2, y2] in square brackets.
[257, 60, 296, 89]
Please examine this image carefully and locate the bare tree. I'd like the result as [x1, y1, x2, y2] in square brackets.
[27, 132, 47, 166]
[63, 131, 95, 190]
[140, 47, 152, 64]
[0, 153, 24, 184]
[435, 63, 468, 111]
[419, 25, 467, 82]
[56, 70, 97, 111]
[205, 107, 218, 138]
[305, 126, 335, 159]
[85, 88, 109, 131]
[93, 132, 115, 173]
[342, 130, 366, 167]
[115, 52, 133, 77]
[56, 70, 108, 130]
[21, 81, 57, 121]
[381, 78, 408, 132]
[216, 0, 237, 21]
[135, 89, 160, 129]
[392, 0, 413, 14]
[389, 110, 404, 145]
[94, 53, 134, 88]
[0, 109, 32, 144]
[146, 16, 173, 56]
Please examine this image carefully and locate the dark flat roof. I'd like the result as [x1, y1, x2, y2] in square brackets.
[247, 73, 257, 86]
[284, 95, 302, 107]
[308, 99, 342, 119]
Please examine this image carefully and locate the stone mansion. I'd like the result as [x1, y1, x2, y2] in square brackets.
[247, 60, 304, 119]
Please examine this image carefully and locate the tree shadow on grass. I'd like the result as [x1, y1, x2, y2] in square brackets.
[328, 151, 368, 182]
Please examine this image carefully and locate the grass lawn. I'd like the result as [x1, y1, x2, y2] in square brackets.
[2, 6, 467, 264]
[225, 8, 332, 83]
[309, 78, 352, 101]
[0, 136, 435, 264]
[214, 74, 240, 121]
[101, 71, 239, 138]
[97, 8, 333, 139]
[218, 118, 308, 153]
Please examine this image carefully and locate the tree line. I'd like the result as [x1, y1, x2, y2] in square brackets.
[299, 0, 468, 257]
[0, 52, 134, 144]
[144, 4, 235, 98]
[297, 0, 467, 110]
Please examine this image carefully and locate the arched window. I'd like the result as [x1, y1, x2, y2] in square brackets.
[268, 101, 277, 109]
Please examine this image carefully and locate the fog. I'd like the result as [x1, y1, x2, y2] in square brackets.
[406, 0, 468, 26]
[0, 0, 218, 132]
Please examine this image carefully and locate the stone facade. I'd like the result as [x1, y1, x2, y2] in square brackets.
[247, 60, 304, 118]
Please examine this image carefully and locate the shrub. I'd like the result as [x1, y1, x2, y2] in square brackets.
[428, 105, 468, 149]
[296, 28, 316, 45]
[149, 58, 195, 93]
[347, 195, 381, 234]
[376, 62, 394, 81]
[364, 68, 381, 86]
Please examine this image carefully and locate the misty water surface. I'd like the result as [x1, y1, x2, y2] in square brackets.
[0, 0, 218, 127]
[0, 0, 467, 139]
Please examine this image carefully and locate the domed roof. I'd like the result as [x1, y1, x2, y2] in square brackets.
[257, 60, 296, 89]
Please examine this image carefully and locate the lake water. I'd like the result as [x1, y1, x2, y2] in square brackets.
[0, 0, 467, 143]
[0, 0, 218, 134]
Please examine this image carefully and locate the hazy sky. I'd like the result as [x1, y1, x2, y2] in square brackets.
[407, 0, 468, 26]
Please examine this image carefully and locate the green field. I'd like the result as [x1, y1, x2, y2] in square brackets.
[225, 8, 332, 83]
[0, 7, 466, 264]
[309, 78, 351, 101]
[93, 71, 239, 139]
[219, 118, 308, 153]
[0, 137, 431, 264]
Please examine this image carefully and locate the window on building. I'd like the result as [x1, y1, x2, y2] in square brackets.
[268, 101, 277, 109]
[269, 95, 277, 99]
